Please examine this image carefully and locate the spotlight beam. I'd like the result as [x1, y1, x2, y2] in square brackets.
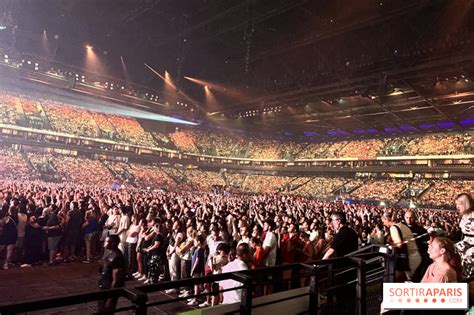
[184, 76, 250, 100]
[145, 63, 205, 112]
[144, 63, 166, 81]
[120, 56, 130, 83]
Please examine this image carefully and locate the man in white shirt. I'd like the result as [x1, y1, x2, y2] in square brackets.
[206, 226, 224, 258]
[262, 220, 277, 267]
[220, 244, 252, 304]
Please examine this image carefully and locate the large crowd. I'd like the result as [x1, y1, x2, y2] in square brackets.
[0, 149, 471, 209]
[0, 90, 472, 161]
[0, 178, 472, 308]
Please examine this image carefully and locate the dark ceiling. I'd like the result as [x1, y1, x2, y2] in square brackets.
[2, 0, 474, 137]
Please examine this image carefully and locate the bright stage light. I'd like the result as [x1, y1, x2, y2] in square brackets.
[85, 43, 102, 73]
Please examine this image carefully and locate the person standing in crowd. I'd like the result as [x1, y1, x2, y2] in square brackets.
[206, 226, 224, 259]
[279, 222, 300, 288]
[404, 209, 430, 282]
[382, 211, 421, 282]
[369, 223, 385, 245]
[133, 218, 148, 281]
[144, 221, 164, 284]
[200, 242, 230, 307]
[454, 193, 474, 278]
[220, 243, 252, 304]
[116, 207, 130, 253]
[177, 226, 196, 298]
[187, 234, 206, 306]
[165, 219, 183, 294]
[137, 218, 157, 282]
[250, 237, 265, 269]
[15, 204, 28, 264]
[0, 210, 18, 269]
[44, 206, 62, 265]
[63, 201, 83, 262]
[98, 235, 126, 314]
[125, 214, 140, 279]
[82, 207, 99, 263]
[323, 211, 358, 315]
[322, 212, 358, 259]
[23, 215, 44, 267]
[262, 220, 277, 267]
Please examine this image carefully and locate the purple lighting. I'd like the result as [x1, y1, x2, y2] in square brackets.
[328, 130, 349, 136]
[400, 125, 417, 131]
[460, 119, 474, 125]
[384, 127, 399, 133]
[419, 123, 435, 129]
[437, 121, 455, 128]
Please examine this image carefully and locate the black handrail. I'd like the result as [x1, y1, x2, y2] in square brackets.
[0, 287, 148, 315]
[0, 251, 392, 315]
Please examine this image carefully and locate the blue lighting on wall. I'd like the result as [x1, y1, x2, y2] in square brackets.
[367, 129, 378, 133]
[353, 129, 365, 134]
[304, 131, 318, 136]
[400, 125, 417, 132]
[384, 127, 399, 133]
[437, 121, 455, 128]
[460, 119, 474, 125]
[419, 123, 435, 129]
[328, 130, 349, 136]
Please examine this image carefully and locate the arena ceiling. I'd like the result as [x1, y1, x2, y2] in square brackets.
[3, 0, 474, 137]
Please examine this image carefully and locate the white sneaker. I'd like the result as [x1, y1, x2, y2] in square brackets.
[178, 291, 190, 298]
[144, 279, 152, 284]
[137, 275, 147, 281]
[134, 273, 142, 279]
[165, 289, 178, 294]
[187, 299, 199, 306]
[132, 272, 140, 277]
[199, 301, 211, 308]
[20, 264, 32, 268]
[3, 263, 9, 270]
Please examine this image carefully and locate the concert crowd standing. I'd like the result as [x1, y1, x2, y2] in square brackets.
[0, 180, 471, 307]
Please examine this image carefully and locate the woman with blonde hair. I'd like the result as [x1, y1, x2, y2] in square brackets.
[454, 193, 474, 278]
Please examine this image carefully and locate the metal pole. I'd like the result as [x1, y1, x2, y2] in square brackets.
[123, 288, 148, 315]
[356, 259, 367, 315]
[308, 265, 319, 315]
[327, 263, 334, 304]
[240, 276, 253, 315]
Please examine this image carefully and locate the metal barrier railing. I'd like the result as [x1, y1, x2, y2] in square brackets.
[0, 245, 394, 315]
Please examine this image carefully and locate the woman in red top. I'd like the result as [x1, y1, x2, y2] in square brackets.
[251, 237, 265, 269]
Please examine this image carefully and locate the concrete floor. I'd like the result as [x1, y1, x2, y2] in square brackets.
[0, 262, 194, 314]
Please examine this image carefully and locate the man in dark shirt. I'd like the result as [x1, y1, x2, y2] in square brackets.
[404, 210, 430, 282]
[63, 202, 83, 261]
[323, 212, 358, 259]
[323, 211, 358, 315]
[98, 234, 126, 314]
